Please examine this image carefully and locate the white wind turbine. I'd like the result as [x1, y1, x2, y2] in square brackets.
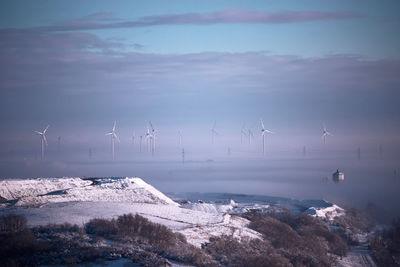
[34, 125, 49, 160]
[211, 121, 219, 144]
[131, 130, 135, 145]
[248, 128, 254, 144]
[144, 125, 151, 152]
[105, 121, 120, 160]
[241, 124, 247, 144]
[178, 131, 182, 147]
[322, 123, 333, 144]
[260, 118, 273, 155]
[149, 121, 157, 155]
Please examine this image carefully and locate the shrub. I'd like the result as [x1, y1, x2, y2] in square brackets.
[244, 211, 348, 266]
[115, 213, 176, 247]
[204, 235, 291, 267]
[249, 215, 302, 249]
[370, 219, 400, 266]
[0, 214, 27, 234]
[85, 218, 118, 237]
[0, 214, 40, 266]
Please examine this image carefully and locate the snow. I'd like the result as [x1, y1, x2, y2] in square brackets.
[305, 204, 345, 221]
[0, 177, 179, 207]
[178, 214, 262, 247]
[181, 202, 234, 214]
[0, 177, 91, 200]
[0, 177, 260, 247]
[0, 177, 350, 250]
[336, 233, 377, 267]
[131, 177, 178, 206]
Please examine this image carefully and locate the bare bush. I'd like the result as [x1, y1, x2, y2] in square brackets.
[0, 214, 27, 234]
[370, 219, 400, 267]
[244, 211, 348, 266]
[204, 235, 291, 267]
[85, 218, 118, 237]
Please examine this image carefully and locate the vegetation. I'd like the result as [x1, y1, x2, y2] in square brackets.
[0, 211, 355, 267]
[244, 211, 348, 266]
[370, 219, 400, 267]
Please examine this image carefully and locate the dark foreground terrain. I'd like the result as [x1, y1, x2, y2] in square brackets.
[1, 206, 393, 267]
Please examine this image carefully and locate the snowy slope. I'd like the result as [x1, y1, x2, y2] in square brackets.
[0, 177, 179, 207]
[305, 204, 345, 221]
[0, 177, 91, 200]
[0, 177, 260, 247]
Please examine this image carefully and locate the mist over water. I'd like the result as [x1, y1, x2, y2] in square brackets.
[1, 139, 399, 222]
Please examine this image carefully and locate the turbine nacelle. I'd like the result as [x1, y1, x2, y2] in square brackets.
[322, 123, 333, 144]
[260, 119, 273, 136]
[34, 125, 50, 146]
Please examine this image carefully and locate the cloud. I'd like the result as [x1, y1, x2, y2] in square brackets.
[0, 28, 397, 95]
[26, 9, 364, 32]
[0, 28, 399, 132]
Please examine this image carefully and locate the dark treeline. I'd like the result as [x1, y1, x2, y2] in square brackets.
[0, 210, 392, 267]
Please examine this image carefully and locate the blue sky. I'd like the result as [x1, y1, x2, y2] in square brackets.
[0, 0, 399, 160]
[1, 0, 399, 58]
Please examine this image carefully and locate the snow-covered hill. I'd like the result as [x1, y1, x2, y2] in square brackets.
[0, 176, 346, 248]
[0, 177, 178, 207]
[0, 177, 260, 247]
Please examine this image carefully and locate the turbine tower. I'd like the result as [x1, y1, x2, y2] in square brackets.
[322, 123, 333, 144]
[34, 125, 49, 160]
[145, 126, 151, 152]
[241, 124, 247, 144]
[131, 131, 135, 145]
[105, 121, 120, 160]
[149, 121, 157, 155]
[178, 131, 182, 147]
[211, 121, 219, 144]
[260, 118, 273, 155]
[248, 128, 253, 144]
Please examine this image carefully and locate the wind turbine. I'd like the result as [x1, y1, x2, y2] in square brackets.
[241, 124, 247, 144]
[211, 121, 219, 144]
[57, 136, 61, 152]
[105, 121, 120, 160]
[131, 131, 135, 145]
[144, 126, 151, 152]
[322, 123, 333, 144]
[149, 121, 157, 155]
[248, 128, 254, 144]
[178, 131, 182, 147]
[260, 118, 273, 155]
[34, 125, 49, 160]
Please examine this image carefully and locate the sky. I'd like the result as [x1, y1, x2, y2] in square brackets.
[0, 0, 400, 162]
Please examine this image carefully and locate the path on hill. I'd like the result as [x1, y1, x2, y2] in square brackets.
[336, 235, 376, 267]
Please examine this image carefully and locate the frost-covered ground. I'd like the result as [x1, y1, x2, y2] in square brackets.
[0, 176, 351, 254]
[0, 177, 262, 247]
[336, 233, 377, 267]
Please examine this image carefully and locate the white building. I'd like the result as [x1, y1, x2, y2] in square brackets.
[332, 169, 344, 181]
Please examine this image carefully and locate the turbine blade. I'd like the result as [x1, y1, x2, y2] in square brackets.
[260, 118, 265, 130]
[105, 132, 113, 136]
[113, 133, 120, 143]
[34, 131, 42, 135]
[149, 121, 154, 132]
[43, 125, 50, 134]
